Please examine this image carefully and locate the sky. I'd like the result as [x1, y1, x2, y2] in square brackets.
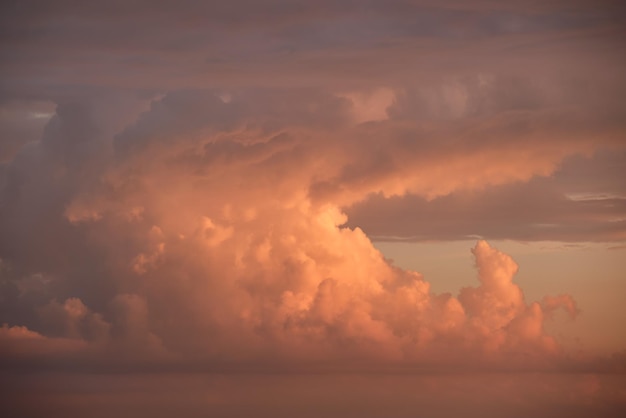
[0, 1, 625, 417]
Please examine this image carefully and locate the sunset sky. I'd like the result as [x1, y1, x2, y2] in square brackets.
[1, 1, 625, 417]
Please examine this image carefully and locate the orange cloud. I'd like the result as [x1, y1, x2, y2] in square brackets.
[0, 3, 625, 416]
[1, 89, 623, 372]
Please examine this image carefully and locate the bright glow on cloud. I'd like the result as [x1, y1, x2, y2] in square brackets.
[1, 2, 625, 415]
[2, 90, 613, 371]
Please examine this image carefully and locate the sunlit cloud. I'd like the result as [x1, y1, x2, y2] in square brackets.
[0, 1, 625, 416]
[1, 89, 621, 372]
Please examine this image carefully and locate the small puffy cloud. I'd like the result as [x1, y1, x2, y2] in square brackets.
[38, 297, 110, 341]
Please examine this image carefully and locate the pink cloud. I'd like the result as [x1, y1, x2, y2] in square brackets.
[0, 2, 624, 416]
[1, 88, 623, 372]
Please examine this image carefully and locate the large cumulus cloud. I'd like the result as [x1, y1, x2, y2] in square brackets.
[0, 0, 624, 387]
[2, 88, 613, 372]
[1, 3, 625, 418]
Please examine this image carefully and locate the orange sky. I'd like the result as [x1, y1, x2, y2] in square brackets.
[0, 0, 625, 416]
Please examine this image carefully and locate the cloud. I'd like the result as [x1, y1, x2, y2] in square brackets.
[1, 0, 624, 99]
[0, 236, 584, 371]
[345, 163, 626, 242]
[0, 3, 624, 417]
[0, 100, 54, 162]
[2, 89, 611, 371]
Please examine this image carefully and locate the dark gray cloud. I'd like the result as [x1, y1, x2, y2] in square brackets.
[1, 0, 624, 97]
[345, 153, 626, 242]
